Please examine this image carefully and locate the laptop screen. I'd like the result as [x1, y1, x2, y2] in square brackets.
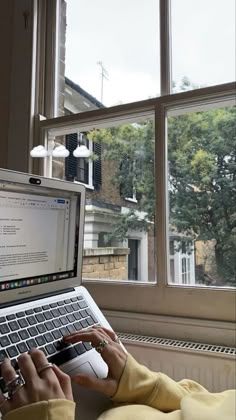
[0, 169, 85, 296]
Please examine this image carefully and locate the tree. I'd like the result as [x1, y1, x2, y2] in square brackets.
[88, 103, 236, 286]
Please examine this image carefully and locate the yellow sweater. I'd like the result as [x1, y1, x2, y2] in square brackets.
[4, 354, 235, 420]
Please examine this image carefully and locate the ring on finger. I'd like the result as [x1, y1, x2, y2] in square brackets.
[7, 374, 25, 399]
[95, 339, 109, 354]
[115, 336, 121, 345]
[37, 362, 53, 375]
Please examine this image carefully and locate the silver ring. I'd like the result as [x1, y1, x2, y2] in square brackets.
[115, 337, 121, 345]
[95, 339, 109, 354]
[0, 397, 8, 411]
[7, 375, 25, 399]
[37, 362, 53, 374]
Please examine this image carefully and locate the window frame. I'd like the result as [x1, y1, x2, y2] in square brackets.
[38, 82, 236, 324]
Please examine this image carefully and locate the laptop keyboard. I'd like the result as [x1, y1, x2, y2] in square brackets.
[0, 295, 98, 393]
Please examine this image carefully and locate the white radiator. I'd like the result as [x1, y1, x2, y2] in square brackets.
[118, 333, 236, 393]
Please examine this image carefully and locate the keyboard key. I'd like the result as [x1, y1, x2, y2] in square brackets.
[44, 333, 54, 343]
[0, 350, 7, 363]
[17, 342, 28, 353]
[59, 327, 69, 337]
[36, 336, 46, 346]
[65, 299, 71, 304]
[7, 314, 16, 321]
[77, 296, 83, 300]
[0, 324, 10, 334]
[83, 342, 93, 351]
[0, 378, 7, 393]
[45, 343, 56, 355]
[0, 316, 6, 323]
[78, 300, 88, 309]
[48, 346, 77, 366]
[9, 332, 20, 344]
[57, 300, 64, 306]
[67, 314, 75, 323]
[19, 329, 30, 340]
[75, 343, 86, 355]
[28, 316, 37, 325]
[37, 324, 46, 334]
[42, 305, 50, 310]
[74, 311, 81, 320]
[71, 297, 77, 302]
[53, 319, 61, 328]
[58, 307, 66, 315]
[87, 316, 95, 326]
[80, 310, 87, 318]
[44, 311, 53, 320]
[18, 318, 29, 328]
[16, 311, 25, 318]
[25, 309, 34, 315]
[28, 326, 38, 337]
[11, 359, 19, 371]
[72, 303, 80, 311]
[60, 316, 68, 325]
[51, 308, 60, 318]
[65, 305, 73, 313]
[45, 321, 54, 331]
[35, 313, 45, 323]
[52, 330, 62, 340]
[26, 338, 37, 349]
[0, 336, 10, 347]
[80, 319, 89, 328]
[49, 302, 57, 308]
[73, 321, 82, 331]
[33, 307, 42, 313]
[67, 324, 76, 334]
[86, 309, 98, 323]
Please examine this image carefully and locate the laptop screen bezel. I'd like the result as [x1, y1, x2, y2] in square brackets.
[0, 168, 85, 306]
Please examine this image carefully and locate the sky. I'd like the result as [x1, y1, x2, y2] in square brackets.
[65, 0, 236, 107]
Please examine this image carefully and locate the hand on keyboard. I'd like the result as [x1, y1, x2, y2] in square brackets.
[0, 349, 73, 418]
[64, 326, 127, 397]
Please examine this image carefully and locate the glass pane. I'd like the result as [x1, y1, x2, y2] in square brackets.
[171, 0, 236, 92]
[52, 117, 156, 283]
[65, 0, 160, 107]
[168, 105, 236, 287]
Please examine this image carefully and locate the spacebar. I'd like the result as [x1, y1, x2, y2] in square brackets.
[48, 346, 78, 366]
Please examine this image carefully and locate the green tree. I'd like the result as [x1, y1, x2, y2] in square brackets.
[89, 105, 236, 286]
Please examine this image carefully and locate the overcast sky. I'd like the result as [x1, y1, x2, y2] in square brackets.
[65, 0, 236, 106]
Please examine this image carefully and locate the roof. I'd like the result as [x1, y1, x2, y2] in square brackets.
[65, 77, 105, 109]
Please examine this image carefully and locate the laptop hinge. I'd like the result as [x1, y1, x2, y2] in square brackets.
[0, 287, 75, 309]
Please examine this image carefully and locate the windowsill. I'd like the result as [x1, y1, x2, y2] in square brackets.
[73, 180, 94, 190]
[125, 197, 138, 203]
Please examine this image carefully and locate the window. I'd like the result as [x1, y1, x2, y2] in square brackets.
[37, 0, 235, 326]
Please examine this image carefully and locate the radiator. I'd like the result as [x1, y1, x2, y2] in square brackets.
[117, 332, 236, 393]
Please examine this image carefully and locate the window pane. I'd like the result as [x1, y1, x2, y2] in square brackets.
[52, 117, 156, 283]
[65, 0, 160, 107]
[171, 0, 236, 92]
[168, 105, 236, 288]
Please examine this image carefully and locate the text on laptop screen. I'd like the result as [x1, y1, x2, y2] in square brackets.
[0, 182, 81, 292]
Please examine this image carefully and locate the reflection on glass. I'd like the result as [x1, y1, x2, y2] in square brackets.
[168, 106, 236, 287]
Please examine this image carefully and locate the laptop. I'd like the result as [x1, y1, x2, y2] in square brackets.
[0, 168, 115, 415]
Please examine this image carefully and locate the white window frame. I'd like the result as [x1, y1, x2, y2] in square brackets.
[34, 0, 236, 342]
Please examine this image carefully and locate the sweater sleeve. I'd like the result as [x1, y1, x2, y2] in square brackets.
[112, 354, 207, 412]
[4, 399, 75, 420]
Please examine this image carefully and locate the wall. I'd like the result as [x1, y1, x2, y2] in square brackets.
[0, 1, 14, 169]
[82, 248, 129, 280]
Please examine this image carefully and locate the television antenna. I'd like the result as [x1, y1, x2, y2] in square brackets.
[97, 61, 109, 103]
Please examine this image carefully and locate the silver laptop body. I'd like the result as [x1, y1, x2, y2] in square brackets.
[0, 168, 112, 385]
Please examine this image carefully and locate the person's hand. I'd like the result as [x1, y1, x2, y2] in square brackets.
[0, 349, 73, 417]
[64, 326, 127, 397]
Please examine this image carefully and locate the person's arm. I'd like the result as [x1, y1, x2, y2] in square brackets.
[112, 353, 207, 412]
[0, 350, 75, 420]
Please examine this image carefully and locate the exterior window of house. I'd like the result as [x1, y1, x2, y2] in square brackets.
[128, 239, 140, 280]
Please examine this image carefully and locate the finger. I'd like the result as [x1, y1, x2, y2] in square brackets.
[0, 391, 10, 416]
[65, 330, 111, 347]
[72, 374, 116, 397]
[29, 349, 57, 382]
[52, 365, 73, 401]
[17, 352, 38, 384]
[1, 358, 18, 385]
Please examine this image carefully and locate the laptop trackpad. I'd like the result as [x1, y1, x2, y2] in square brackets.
[68, 361, 97, 377]
[69, 362, 113, 420]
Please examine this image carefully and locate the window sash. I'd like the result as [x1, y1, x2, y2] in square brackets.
[38, 82, 236, 322]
